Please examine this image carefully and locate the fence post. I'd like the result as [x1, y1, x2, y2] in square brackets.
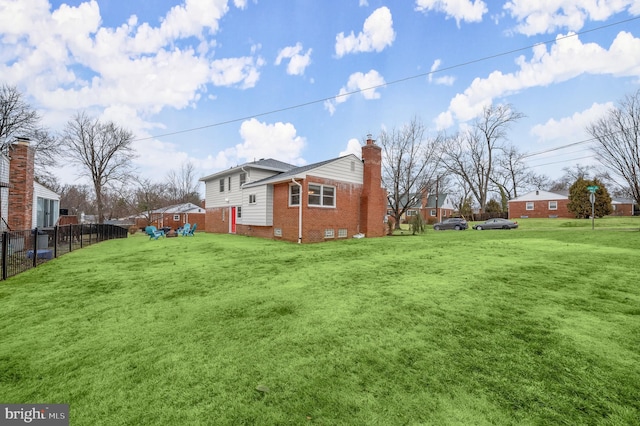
[2, 231, 8, 281]
[54, 226, 58, 259]
[32, 227, 38, 268]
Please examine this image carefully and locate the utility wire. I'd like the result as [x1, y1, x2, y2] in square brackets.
[133, 15, 640, 142]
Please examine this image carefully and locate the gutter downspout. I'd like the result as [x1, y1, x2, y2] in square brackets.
[292, 178, 302, 244]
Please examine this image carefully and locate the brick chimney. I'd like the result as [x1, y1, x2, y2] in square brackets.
[8, 138, 35, 230]
[360, 135, 386, 237]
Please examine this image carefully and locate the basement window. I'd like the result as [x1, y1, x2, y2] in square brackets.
[338, 229, 347, 238]
[274, 228, 282, 237]
[324, 229, 335, 238]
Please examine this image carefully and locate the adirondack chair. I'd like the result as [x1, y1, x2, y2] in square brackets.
[186, 223, 197, 236]
[145, 226, 165, 240]
[180, 223, 191, 236]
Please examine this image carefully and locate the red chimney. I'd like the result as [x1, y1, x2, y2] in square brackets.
[360, 135, 386, 237]
[8, 138, 35, 230]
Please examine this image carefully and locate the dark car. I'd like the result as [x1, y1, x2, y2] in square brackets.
[433, 218, 468, 231]
[472, 218, 518, 230]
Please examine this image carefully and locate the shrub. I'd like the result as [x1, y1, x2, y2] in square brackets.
[128, 226, 138, 235]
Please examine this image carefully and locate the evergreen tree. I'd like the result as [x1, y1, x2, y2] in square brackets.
[568, 178, 612, 218]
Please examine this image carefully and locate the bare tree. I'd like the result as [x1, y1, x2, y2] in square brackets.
[58, 184, 95, 217]
[587, 89, 640, 204]
[61, 111, 136, 223]
[380, 117, 442, 229]
[441, 104, 524, 210]
[166, 161, 201, 205]
[0, 84, 61, 178]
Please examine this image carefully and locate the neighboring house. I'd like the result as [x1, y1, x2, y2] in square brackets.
[611, 198, 637, 216]
[200, 137, 387, 243]
[423, 193, 457, 222]
[0, 137, 60, 231]
[135, 202, 205, 231]
[389, 192, 456, 223]
[508, 190, 570, 219]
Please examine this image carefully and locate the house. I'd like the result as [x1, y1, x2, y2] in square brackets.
[134, 202, 205, 231]
[508, 190, 570, 219]
[389, 192, 456, 223]
[200, 136, 387, 243]
[611, 198, 637, 216]
[0, 137, 60, 231]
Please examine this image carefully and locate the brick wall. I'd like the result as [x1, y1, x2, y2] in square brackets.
[8, 139, 35, 230]
[360, 138, 386, 237]
[508, 199, 571, 219]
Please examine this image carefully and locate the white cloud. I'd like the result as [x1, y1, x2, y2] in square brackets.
[324, 70, 386, 115]
[335, 7, 395, 57]
[339, 138, 363, 158]
[235, 119, 306, 165]
[504, 0, 640, 36]
[415, 0, 488, 25]
[275, 43, 312, 76]
[531, 102, 614, 142]
[436, 31, 640, 129]
[429, 59, 456, 85]
[210, 55, 265, 89]
[359, 0, 369, 6]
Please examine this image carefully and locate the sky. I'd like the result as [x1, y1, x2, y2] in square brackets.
[1, 0, 639, 194]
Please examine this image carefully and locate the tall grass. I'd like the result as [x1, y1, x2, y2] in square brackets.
[1, 219, 639, 425]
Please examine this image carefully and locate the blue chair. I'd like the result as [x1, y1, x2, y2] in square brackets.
[145, 226, 165, 240]
[180, 223, 191, 236]
[186, 223, 197, 236]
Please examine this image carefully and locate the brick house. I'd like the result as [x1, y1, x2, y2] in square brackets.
[392, 192, 456, 223]
[0, 138, 60, 231]
[611, 198, 637, 216]
[134, 202, 205, 231]
[200, 137, 387, 243]
[508, 190, 570, 219]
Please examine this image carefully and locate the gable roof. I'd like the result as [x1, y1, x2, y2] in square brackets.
[150, 202, 204, 214]
[509, 190, 568, 202]
[242, 154, 359, 188]
[425, 193, 450, 208]
[200, 158, 296, 182]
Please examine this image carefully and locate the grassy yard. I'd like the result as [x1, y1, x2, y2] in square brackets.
[1, 218, 639, 425]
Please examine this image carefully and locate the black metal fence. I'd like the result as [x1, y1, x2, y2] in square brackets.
[0, 224, 128, 281]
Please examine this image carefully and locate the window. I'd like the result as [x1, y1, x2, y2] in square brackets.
[219, 178, 225, 192]
[526, 202, 534, 211]
[173, 215, 180, 221]
[324, 229, 335, 238]
[249, 194, 256, 204]
[239, 172, 246, 187]
[228, 176, 231, 190]
[406, 210, 417, 216]
[308, 183, 335, 207]
[289, 184, 300, 206]
[350, 161, 355, 172]
[338, 228, 347, 238]
[237, 206, 242, 218]
[548, 201, 557, 210]
[430, 209, 436, 217]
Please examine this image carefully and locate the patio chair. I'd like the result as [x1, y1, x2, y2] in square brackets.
[186, 223, 197, 236]
[145, 226, 165, 240]
[180, 223, 191, 236]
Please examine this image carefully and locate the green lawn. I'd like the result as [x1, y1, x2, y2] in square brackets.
[1, 218, 639, 425]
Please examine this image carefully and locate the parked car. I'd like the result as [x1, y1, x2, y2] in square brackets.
[433, 218, 468, 231]
[472, 218, 518, 230]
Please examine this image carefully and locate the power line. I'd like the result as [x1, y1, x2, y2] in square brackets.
[133, 15, 640, 142]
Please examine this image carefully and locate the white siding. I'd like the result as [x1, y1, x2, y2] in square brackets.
[302, 156, 363, 183]
[204, 168, 281, 209]
[33, 182, 60, 227]
[241, 185, 274, 226]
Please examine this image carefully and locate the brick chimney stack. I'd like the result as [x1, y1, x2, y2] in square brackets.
[8, 138, 35, 230]
[360, 135, 386, 237]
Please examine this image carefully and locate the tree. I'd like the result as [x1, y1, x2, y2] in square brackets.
[567, 177, 612, 218]
[380, 117, 442, 229]
[58, 184, 95, 217]
[61, 111, 136, 223]
[166, 161, 201, 205]
[0, 84, 61, 178]
[484, 198, 503, 214]
[588, 89, 640, 205]
[441, 104, 524, 211]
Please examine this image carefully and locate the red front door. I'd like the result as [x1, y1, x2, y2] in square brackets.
[230, 207, 236, 233]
